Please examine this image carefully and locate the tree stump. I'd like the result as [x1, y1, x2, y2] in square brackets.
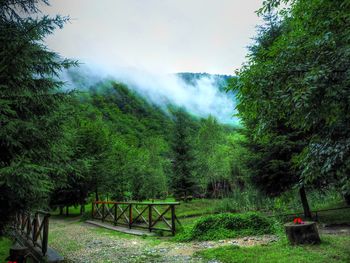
[8, 242, 30, 263]
[284, 221, 321, 245]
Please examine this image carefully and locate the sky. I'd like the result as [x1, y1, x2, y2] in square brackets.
[42, 0, 264, 75]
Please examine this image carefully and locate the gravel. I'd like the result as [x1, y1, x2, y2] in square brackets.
[49, 218, 279, 263]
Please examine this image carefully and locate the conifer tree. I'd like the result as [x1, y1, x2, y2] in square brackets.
[171, 109, 197, 200]
[0, 0, 76, 233]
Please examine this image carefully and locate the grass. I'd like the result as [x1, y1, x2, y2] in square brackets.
[91, 225, 161, 245]
[197, 235, 350, 263]
[0, 236, 12, 262]
[175, 212, 280, 241]
[49, 230, 83, 254]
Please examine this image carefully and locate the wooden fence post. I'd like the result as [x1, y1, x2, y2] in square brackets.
[114, 204, 117, 226]
[102, 203, 105, 222]
[129, 204, 133, 229]
[91, 202, 94, 219]
[26, 214, 31, 239]
[171, 205, 176, 236]
[148, 205, 152, 232]
[32, 213, 37, 245]
[42, 213, 50, 255]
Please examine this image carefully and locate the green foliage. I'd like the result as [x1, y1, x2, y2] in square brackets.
[229, 0, 350, 207]
[0, 237, 11, 262]
[0, 0, 76, 232]
[198, 235, 350, 263]
[47, 79, 179, 204]
[176, 212, 279, 241]
[212, 189, 267, 213]
[171, 109, 198, 199]
[46, 71, 244, 206]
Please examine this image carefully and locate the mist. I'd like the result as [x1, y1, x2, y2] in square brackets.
[62, 65, 238, 125]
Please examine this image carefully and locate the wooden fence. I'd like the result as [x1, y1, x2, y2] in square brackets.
[268, 206, 350, 222]
[92, 201, 180, 235]
[14, 210, 50, 256]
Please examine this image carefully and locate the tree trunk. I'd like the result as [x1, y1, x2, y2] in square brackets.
[80, 204, 85, 215]
[285, 221, 320, 245]
[59, 206, 63, 215]
[344, 194, 350, 206]
[65, 206, 69, 216]
[95, 188, 99, 201]
[299, 186, 312, 219]
[8, 242, 30, 262]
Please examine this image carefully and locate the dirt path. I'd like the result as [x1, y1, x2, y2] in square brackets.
[49, 218, 279, 263]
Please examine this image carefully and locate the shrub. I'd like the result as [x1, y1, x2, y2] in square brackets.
[176, 212, 279, 241]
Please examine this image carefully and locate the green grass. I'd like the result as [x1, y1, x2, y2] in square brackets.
[175, 212, 280, 241]
[0, 236, 12, 262]
[197, 235, 350, 263]
[48, 230, 83, 254]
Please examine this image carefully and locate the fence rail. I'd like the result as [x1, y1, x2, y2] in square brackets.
[13, 210, 50, 256]
[92, 201, 180, 235]
[270, 206, 350, 222]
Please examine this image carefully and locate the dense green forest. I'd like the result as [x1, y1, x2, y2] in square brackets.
[0, 10, 247, 229]
[227, 0, 350, 217]
[1, 2, 350, 262]
[48, 71, 246, 208]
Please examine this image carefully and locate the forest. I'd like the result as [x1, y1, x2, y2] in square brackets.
[1, 0, 350, 262]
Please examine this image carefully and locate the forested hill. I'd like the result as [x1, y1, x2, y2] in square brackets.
[78, 80, 175, 142]
[46, 70, 244, 206]
[67, 70, 236, 144]
[63, 68, 238, 124]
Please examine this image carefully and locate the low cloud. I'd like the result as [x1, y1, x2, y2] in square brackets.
[62, 65, 238, 125]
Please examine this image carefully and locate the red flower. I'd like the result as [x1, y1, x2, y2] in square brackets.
[293, 217, 304, 224]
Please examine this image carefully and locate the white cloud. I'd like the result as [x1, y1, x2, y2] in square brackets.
[64, 65, 238, 124]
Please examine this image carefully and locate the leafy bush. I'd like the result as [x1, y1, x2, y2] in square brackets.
[176, 212, 279, 241]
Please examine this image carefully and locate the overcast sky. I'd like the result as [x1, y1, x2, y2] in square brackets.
[43, 0, 264, 75]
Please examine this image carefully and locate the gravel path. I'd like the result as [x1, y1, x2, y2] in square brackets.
[49, 217, 279, 263]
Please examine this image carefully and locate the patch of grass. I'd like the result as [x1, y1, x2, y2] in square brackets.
[0, 236, 12, 262]
[92, 226, 135, 239]
[175, 212, 280, 241]
[92, 226, 161, 245]
[197, 235, 350, 263]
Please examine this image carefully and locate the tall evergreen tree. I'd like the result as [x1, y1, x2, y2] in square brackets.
[0, 0, 75, 232]
[171, 109, 197, 200]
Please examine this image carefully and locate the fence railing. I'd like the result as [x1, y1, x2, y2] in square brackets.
[14, 210, 50, 256]
[92, 201, 180, 235]
[269, 206, 350, 222]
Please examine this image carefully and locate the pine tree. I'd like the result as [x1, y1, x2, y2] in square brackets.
[0, 0, 76, 233]
[171, 109, 197, 200]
